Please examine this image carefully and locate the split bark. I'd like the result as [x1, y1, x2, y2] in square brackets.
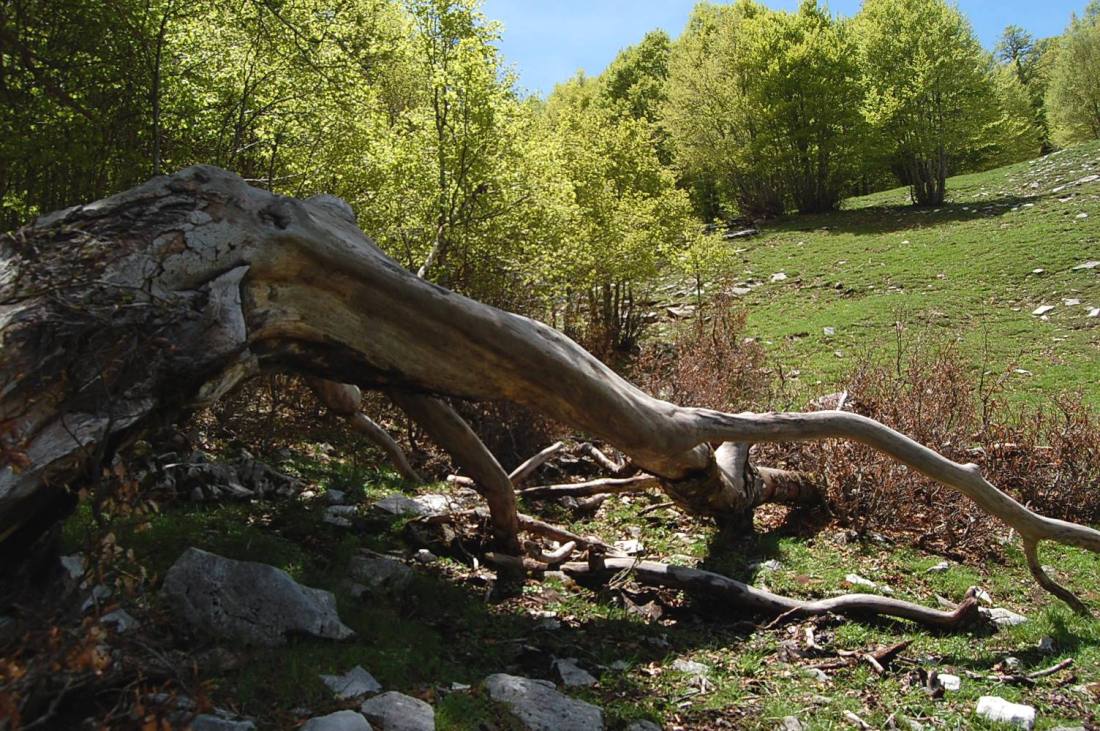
[1, 166, 1097, 616]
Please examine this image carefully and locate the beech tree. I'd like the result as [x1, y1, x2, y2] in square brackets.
[1046, 3, 1100, 144]
[854, 0, 998, 205]
[2, 168, 1099, 625]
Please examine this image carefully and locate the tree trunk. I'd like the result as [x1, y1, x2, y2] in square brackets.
[1, 166, 1097, 613]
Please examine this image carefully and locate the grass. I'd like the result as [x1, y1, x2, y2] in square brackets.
[715, 141, 1100, 406]
[54, 146, 1100, 729]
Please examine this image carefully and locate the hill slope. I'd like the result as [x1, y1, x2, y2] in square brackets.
[727, 142, 1100, 404]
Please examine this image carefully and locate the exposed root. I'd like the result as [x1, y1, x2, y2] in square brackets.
[561, 557, 982, 630]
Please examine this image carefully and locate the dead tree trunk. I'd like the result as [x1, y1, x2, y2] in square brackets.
[1, 166, 1098, 614]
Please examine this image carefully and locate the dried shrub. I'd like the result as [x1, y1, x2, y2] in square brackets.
[632, 295, 774, 412]
[776, 337, 1100, 555]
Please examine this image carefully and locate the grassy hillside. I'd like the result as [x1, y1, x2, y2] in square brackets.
[727, 142, 1100, 405]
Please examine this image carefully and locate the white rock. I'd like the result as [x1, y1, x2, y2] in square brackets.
[373, 493, 451, 517]
[1072, 260, 1100, 270]
[101, 609, 139, 633]
[984, 607, 1028, 626]
[1032, 305, 1055, 316]
[1088, 308, 1099, 318]
[780, 718, 804, 731]
[60, 553, 86, 580]
[749, 559, 782, 572]
[1031, 268, 1045, 274]
[822, 327, 835, 336]
[1075, 212, 1088, 219]
[612, 539, 643, 556]
[360, 691, 435, 731]
[976, 696, 1035, 730]
[161, 548, 354, 646]
[844, 573, 892, 593]
[302, 711, 373, 731]
[554, 657, 598, 688]
[770, 272, 788, 282]
[1064, 298, 1081, 306]
[671, 658, 708, 676]
[321, 666, 382, 699]
[414, 549, 437, 564]
[939, 673, 961, 691]
[926, 561, 951, 573]
[484, 674, 604, 731]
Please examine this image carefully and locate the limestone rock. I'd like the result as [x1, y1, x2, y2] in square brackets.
[162, 548, 353, 646]
[322, 666, 382, 699]
[359, 691, 435, 731]
[484, 673, 604, 731]
[976, 696, 1035, 730]
[302, 710, 373, 731]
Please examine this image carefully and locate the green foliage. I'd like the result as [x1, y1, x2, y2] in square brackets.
[1045, 5, 1100, 145]
[854, 0, 1000, 205]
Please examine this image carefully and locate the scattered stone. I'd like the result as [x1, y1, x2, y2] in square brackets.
[1038, 637, 1056, 654]
[414, 549, 437, 564]
[938, 673, 961, 691]
[1088, 308, 1099, 318]
[770, 272, 788, 283]
[804, 668, 829, 683]
[1003, 656, 1022, 671]
[1031, 305, 1055, 315]
[325, 489, 348, 505]
[162, 548, 354, 646]
[822, 327, 835, 336]
[671, 658, 708, 676]
[665, 305, 697, 319]
[60, 553, 86, 581]
[750, 559, 782, 572]
[82, 584, 112, 613]
[1072, 260, 1100, 270]
[554, 657, 598, 688]
[612, 539, 643, 556]
[1049, 727, 1086, 731]
[728, 286, 752, 296]
[322, 666, 383, 699]
[975, 588, 994, 605]
[1064, 298, 1081, 306]
[926, 561, 951, 573]
[780, 718, 804, 731]
[373, 493, 451, 517]
[844, 573, 893, 594]
[1075, 212, 1089, 219]
[324, 505, 358, 527]
[1031, 268, 1045, 274]
[359, 692, 434, 731]
[100, 609, 139, 633]
[976, 696, 1035, 730]
[302, 710, 373, 731]
[983, 607, 1028, 626]
[484, 674, 604, 731]
[191, 714, 257, 731]
[348, 554, 415, 595]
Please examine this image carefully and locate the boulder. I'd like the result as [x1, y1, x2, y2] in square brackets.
[359, 691, 435, 731]
[484, 673, 604, 731]
[302, 710, 373, 731]
[348, 554, 415, 595]
[162, 548, 353, 646]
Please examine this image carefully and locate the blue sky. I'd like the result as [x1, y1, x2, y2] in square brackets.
[481, 0, 1089, 97]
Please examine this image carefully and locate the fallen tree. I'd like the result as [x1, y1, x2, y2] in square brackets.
[1, 166, 1097, 620]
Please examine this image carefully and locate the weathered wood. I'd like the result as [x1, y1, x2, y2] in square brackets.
[561, 558, 982, 629]
[2, 166, 1098, 613]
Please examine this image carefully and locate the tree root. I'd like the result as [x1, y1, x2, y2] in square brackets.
[560, 557, 983, 630]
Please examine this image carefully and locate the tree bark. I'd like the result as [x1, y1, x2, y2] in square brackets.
[1, 166, 1097, 614]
